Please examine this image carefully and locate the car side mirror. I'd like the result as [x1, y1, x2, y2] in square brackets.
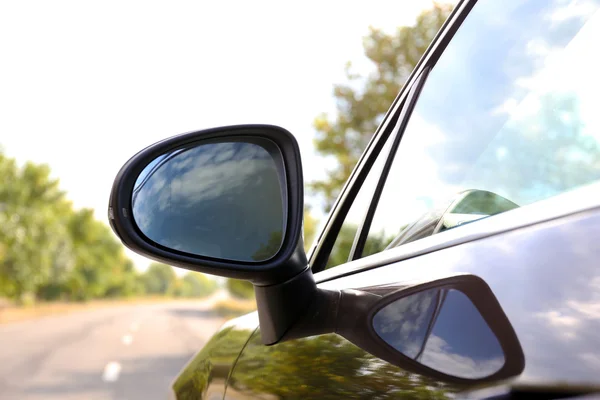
[108, 124, 307, 285]
[109, 126, 524, 384]
[109, 124, 314, 345]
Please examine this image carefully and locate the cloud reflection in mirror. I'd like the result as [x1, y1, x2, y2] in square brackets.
[373, 288, 505, 379]
[131, 140, 285, 262]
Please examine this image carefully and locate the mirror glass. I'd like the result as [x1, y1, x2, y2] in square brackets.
[372, 288, 505, 379]
[131, 139, 286, 262]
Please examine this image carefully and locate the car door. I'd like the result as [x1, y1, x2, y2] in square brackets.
[224, 0, 600, 398]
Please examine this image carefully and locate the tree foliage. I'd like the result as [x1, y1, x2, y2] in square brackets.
[303, 206, 318, 250]
[171, 272, 218, 298]
[0, 151, 217, 303]
[225, 206, 320, 299]
[174, 328, 452, 399]
[173, 326, 252, 399]
[226, 278, 254, 299]
[311, 4, 453, 211]
[325, 223, 393, 270]
[0, 155, 74, 302]
[61, 208, 141, 301]
[228, 332, 451, 399]
[2, 4, 454, 303]
[139, 263, 217, 298]
[142, 262, 177, 295]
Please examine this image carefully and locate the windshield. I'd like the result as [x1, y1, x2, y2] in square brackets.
[364, 0, 600, 256]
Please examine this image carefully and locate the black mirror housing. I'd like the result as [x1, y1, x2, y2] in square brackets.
[108, 124, 307, 285]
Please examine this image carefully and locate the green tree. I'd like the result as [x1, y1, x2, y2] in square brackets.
[59, 208, 140, 301]
[142, 262, 177, 295]
[168, 277, 189, 298]
[179, 273, 217, 298]
[0, 155, 74, 303]
[252, 231, 283, 261]
[325, 224, 357, 269]
[325, 222, 396, 270]
[303, 206, 318, 252]
[231, 206, 319, 300]
[102, 258, 144, 299]
[226, 278, 254, 299]
[0, 152, 144, 303]
[311, 4, 452, 211]
[473, 94, 600, 205]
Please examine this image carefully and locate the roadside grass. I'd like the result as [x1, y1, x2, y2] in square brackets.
[0, 296, 196, 324]
[0, 294, 257, 324]
[211, 297, 256, 318]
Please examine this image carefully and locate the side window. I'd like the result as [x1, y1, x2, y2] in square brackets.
[362, 0, 600, 258]
[324, 135, 393, 270]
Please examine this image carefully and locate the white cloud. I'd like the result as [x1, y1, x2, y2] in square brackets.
[420, 334, 504, 379]
[550, 0, 599, 22]
[367, 113, 461, 237]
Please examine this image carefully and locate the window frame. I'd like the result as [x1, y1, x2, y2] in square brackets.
[349, 67, 431, 261]
[309, 98, 402, 273]
[309, 0, 475, 275]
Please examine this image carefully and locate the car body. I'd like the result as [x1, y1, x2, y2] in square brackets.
[172, 188, 600, 399]
[108, 0, 600, 398]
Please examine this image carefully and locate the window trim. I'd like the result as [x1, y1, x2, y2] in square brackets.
[315, 181, 600, 284]
[349, 67, 431, 261]
[309, 0, 476, 274]
[309, 98, 403, 272]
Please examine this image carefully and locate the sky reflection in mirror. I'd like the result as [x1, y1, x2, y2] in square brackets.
[132, 141, 284, 262]
[373, 288, 504, 379]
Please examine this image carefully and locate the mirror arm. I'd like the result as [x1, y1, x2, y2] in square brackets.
[255, 267, 319, 345]
[278, 287, 342, 342]
[273, 285, 381, 346]
[335, 289, 382, 349]
[256, 238, 318, 345]
[254, 241, 380, 346]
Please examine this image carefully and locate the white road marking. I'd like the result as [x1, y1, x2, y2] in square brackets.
[102, 362, 122, 382]
[122, 334, 133, 345]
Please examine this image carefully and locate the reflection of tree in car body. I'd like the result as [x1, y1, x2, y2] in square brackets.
[228, 332, 452, 400]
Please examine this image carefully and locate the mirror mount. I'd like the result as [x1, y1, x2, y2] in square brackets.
[255, 264, 317, 345]
[274, 286, 382, 345]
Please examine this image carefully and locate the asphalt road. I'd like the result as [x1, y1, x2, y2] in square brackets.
[0, 300, 227, 400]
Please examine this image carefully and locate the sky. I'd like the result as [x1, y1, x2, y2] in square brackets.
[0, 0, 439, 270]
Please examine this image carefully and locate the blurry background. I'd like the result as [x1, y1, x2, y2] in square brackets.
[0, 1, 454, 398]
